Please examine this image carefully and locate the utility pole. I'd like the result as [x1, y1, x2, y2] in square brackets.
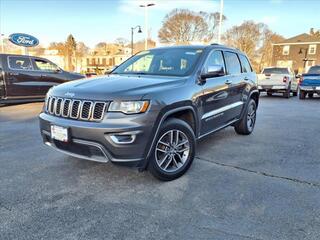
[218, 0, 224, 44]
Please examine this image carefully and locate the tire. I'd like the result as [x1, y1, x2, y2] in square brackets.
[234, 99, 257, 135]
[299, 90, 306, 99]
[267, 91, 272, 97]
[283, 85, 291, 98]
[148, 118, 196, 181]
[308, 93, 314, 98]
[293, 91, 297, 97]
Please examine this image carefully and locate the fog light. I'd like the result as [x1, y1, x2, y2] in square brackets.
[108, 131, 141, 144]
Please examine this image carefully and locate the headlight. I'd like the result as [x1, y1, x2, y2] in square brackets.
[108, 101, 149, 114]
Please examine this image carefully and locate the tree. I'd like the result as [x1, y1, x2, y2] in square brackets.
[258, 30, 284, 71]
[222, 21, 268, 70]
[158, 9, 226, 44]
[65, 34, 77, 71]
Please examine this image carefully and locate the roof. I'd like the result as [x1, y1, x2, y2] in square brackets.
[274, 33, 320, 45]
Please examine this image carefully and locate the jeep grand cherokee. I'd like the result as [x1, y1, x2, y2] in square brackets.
[39, 45, 259, 181]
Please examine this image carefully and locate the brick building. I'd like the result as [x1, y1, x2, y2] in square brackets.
[272, 28, 320, 73]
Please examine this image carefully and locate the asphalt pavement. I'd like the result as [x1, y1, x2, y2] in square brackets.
[0, 94, 320, 240]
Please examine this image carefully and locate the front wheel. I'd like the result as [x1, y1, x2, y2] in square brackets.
[148, 118, 196, 181]
[299, 90, 306, 99]
[234, 99, 257, 135]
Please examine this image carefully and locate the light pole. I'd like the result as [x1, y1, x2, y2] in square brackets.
[0, 33, 4, 53]
[299, 47, 309, 71]
[139, 3, 155, 50]
[218, 0, 224, 44]
[131, 25, 142, 55]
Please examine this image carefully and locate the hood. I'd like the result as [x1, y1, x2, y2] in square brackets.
[49, 74, 187, 100]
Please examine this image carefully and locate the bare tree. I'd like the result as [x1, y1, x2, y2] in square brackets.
[158, 9, 206, 44]
[258, 30, 284, 71]
[200, 11, 226, 42]
[222, 21, 269, 70]
[65, 34, 77, 71]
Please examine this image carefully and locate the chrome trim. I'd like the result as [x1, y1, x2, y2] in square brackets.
[198, 118, 239, 139]
[109, 130, 141, 144]
[92, 101, 107, 121]
[55, 98, 63, 116]
[49, 97, 56, 114]
[80, 101, 93, 120]
[70, 100, 81, 119]
[202, 101, 244, 120]
[61, 99, 71, 118]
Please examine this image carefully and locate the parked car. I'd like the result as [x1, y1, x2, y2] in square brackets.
[299, 65, 320, 99]
[257, 67, 298, 98]
[0, 54, 85, 104]
[39, 45, 259, 181]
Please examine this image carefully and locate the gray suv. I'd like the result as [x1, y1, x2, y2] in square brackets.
[39, 45, 259, 181]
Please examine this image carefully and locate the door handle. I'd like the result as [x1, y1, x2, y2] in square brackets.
[225, 80, 232, 85]
[244, 77, 249, 81]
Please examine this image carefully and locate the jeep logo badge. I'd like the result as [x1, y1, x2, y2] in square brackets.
[9, 33, 39, 47]
[64, 92, 75, 97]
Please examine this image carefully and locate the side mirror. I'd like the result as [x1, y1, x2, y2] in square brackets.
[201, 65, 225, 79]
[105, 65, 118, 75]
[295, 74, 301, 79]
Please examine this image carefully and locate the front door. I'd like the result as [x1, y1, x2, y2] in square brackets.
[199, 50, 232, 135]
[31, 58, 65, 95]
[6, 55, 40, 98]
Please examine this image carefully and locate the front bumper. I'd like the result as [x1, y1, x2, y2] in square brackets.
[39, 111, 157, 166]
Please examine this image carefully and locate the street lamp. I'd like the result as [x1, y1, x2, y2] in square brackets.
[131, 25, 142, 55]
[139, 3, 155, 50]
[299, 47, 308, 70]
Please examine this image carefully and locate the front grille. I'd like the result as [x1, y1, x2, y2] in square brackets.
[46, 96, 108, 122]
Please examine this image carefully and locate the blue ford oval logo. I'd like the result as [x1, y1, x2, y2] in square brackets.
[9, 33, 39, 47]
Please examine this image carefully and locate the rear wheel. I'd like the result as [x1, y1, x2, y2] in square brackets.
[293, 91, 297, 97]
[267, 91, 272, 97]
[299, 90, 306, 99]
[234, 99, 257, 135]
[148, 118, 195, 181]
[283, 84, 291, 98]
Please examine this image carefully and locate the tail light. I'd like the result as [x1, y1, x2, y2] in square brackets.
[298, 76, 303, 85]
[283, 76, 288, 83]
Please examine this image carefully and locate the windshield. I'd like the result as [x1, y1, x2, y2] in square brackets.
[112, 48, 203, 77]
[262, 68, 289, 74]
[308, 66, 320, 74]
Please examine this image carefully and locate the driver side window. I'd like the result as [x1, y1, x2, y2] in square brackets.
[205, 50, 225, 73]
[33, 59, 59, 72]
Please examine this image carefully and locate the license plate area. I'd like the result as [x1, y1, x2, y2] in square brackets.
[51, 125, 69, 142]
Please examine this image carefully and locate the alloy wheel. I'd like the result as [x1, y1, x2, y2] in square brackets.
[247, 102, 256, 132]
[155, 130, 190, 173]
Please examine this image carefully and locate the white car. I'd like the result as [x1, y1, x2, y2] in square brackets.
[257, 67, 298, 98]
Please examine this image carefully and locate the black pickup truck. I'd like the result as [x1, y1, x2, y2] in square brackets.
[0, 54, 85, 104]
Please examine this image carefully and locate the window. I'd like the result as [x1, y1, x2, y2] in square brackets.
[205, 50, 225, 73]
[8, 56, 32, 70]
[262, 68, 289, 74]
[308, 66, 320, 74]
[308, 45, 317, 54]
[239, 55, 252, 73]
[224, 52, 241, 75]
[113, 48, 203, 77]
[282, 45, 290, 55]
[34, 59, 59, 72]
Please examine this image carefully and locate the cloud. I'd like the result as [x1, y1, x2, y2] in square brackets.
[118, 0, 220, 16]
[261, 15, 279, 25]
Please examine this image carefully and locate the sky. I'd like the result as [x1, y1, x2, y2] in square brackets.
[0, 0, 319, 48]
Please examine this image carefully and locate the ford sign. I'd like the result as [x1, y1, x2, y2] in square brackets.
[9, 33, 39, 47]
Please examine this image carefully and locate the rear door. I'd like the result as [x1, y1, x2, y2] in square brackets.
[6, 55, 40, 97]
[31, 57, 66, 95]
[221, 51, 246, 121]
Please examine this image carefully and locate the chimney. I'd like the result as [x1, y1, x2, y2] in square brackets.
[310, 28, 315, 35]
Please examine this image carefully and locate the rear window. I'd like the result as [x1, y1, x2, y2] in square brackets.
[308, 66, 320, 74]
[262, 68, 289, 74]
[224, 52, 241, 75]
[8, 56, 33, 70]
